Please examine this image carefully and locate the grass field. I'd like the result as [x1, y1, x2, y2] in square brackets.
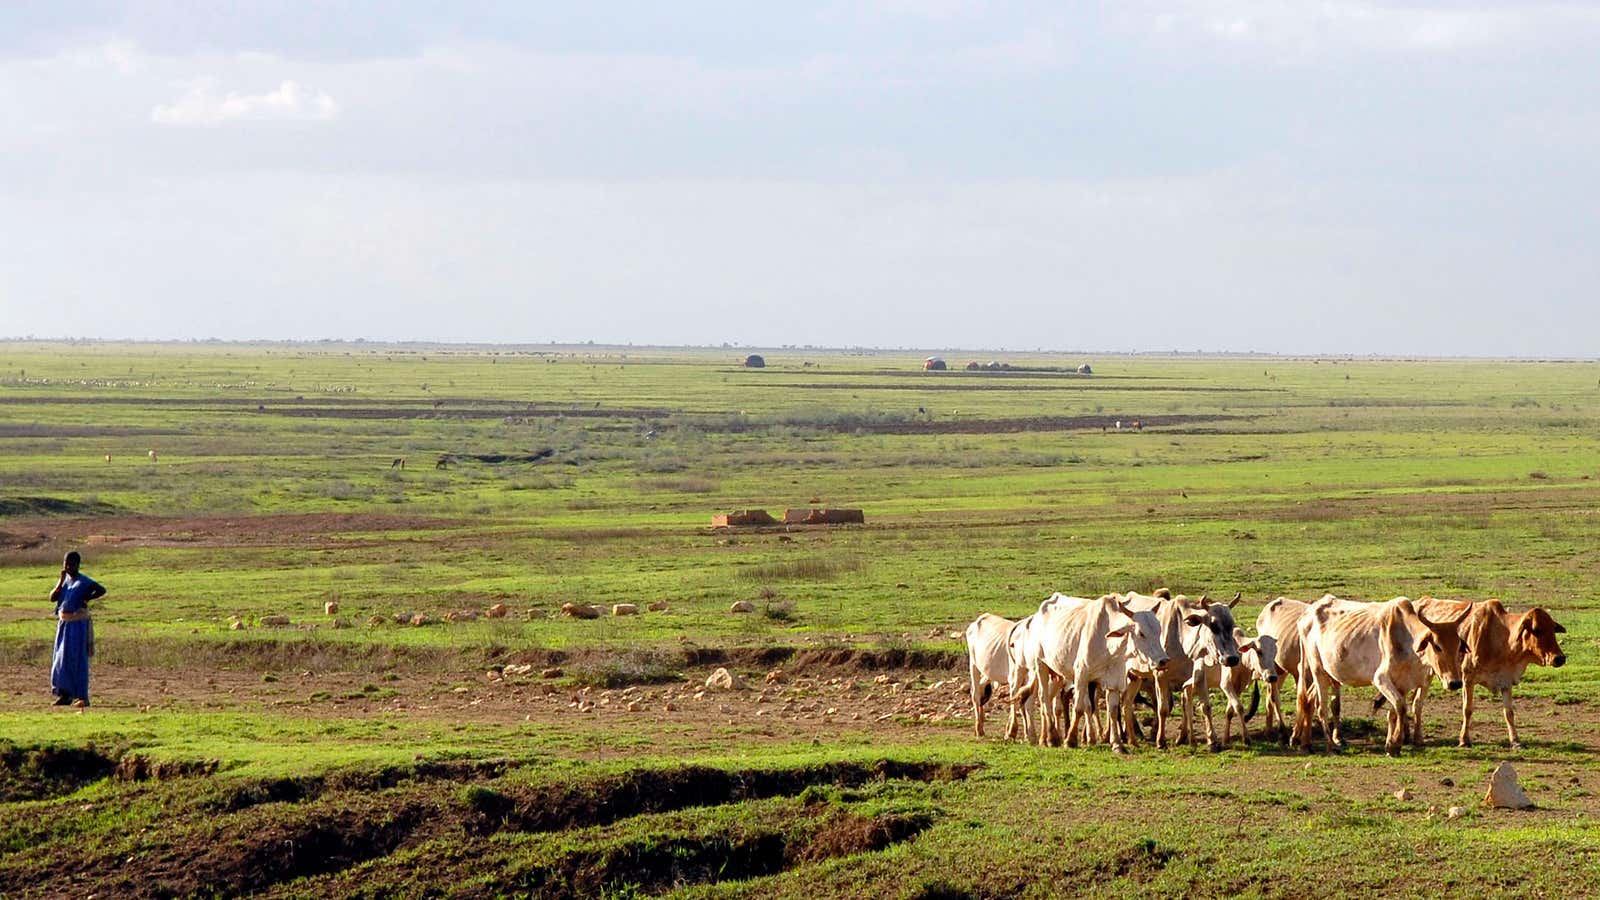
[1, 341, 1597, 898]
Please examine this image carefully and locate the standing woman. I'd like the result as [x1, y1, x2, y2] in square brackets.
[50, 551, 105, 707]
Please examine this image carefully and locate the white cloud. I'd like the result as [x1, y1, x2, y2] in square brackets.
[151, 79, 339, 125]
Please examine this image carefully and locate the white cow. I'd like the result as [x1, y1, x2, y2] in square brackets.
[1034, 594, 1169, 754]
[1194, 629, 1279, 748]
[1297, 596, 1471, 756]
[965, 612, 1016, 737]
[1254, 597, 1309, 744]
[1120, 591, 1243, 750]
[1005, 594, 1082, 744]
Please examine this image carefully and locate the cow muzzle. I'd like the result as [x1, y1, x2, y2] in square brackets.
[1154, 657, 1171, 671]
[1553, 655, 1567, 668]
[1224, 654, 1240, 667]
[1266, 674, 1278, 684]
[1447, 679, 1463, 691]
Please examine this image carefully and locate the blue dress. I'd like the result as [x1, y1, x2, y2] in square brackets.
[51, 573, 100, 703]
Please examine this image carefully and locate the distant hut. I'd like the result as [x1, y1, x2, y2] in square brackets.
[965, 361, 982, 371]
[743, 354, 766, 368]
[923, 356, 947, 371]
[1076, 363, 1093, 375]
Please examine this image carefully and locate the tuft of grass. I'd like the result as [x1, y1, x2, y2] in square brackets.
[739, 557, 863, 582]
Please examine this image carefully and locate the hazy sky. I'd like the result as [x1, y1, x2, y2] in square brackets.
[3, 2, 1598, 354]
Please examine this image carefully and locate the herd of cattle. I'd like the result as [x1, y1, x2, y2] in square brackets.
[965, 590, 1568, 756]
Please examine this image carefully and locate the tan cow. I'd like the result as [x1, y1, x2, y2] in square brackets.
[1417, 597, 1567, 749]
[1297, 596, 1470, 756]
[1255, 597, 1309, 744]
[965, 612, 1017, 737]
[1034, 594, 1169, 753]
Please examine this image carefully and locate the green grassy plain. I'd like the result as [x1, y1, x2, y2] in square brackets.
[2, 342, 1598, 897]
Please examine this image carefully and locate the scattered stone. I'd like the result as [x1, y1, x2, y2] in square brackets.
[562, 602, 601, 620]
[1447, 806, 1467, 820]
[664, 701, 678, 712]
[764, 669, 786, 684]
[729, 600, 756, 614]
[824, 707, 838, 716]
[445, 609, 479, 623]
[1484, 761, 1534, 809]
[485, 603, 509, 619]
[367, 615, 385, 626]
[706, 668, 748, 691]
[229, 619, 246, 631]
[1440, 777, 1455, 787]
[410, 613, 432, 627]
[719, 704, 734, 714]
[525, 608, 547, 619]
[874, 674, 893, 685]
[330, 619, 350, 629]
[627, 700, 641, 712]
[896, 582, 910, 589]
[260, 615, 290, 627]
[324, 600, 339, 616]
[540, 667, 563, 679]
[392, 612, 414, 625]
[648, 600, 670, 612]
[612, 603, 639, 616]
[1394, 788, 1412, 801]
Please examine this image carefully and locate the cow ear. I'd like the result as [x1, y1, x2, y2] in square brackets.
[1238, 640, 1256, 653]
[1227, 592, 1242, 609]
[1418, 633, 1439, 653]
[1554, 621, 1567, 634]
[1106, 625, 1129, 639]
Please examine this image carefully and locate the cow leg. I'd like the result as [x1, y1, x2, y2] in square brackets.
[1315, 676, 1341, 753]
[1458, 683, 1475, 748]
[1066, 677, 1092, 749]
[1152, 680, 1171, 749]
[1374, 676, 1406, 757]
[970, 665, 986, 738]
[1106, 686, 1128, 754]
[1120, 677, 1142, 746]
[1191, 679, 1220, 751]
[1408, 684, 1428, 747]
[1500, 687, 1521, 750]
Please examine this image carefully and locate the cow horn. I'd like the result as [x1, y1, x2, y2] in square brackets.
[1198, 593, 1211, 607]
[1448, 603, 1472, 626]
[1226, 591, 1242, 609]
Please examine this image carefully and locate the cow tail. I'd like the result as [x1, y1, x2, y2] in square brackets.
[1244, 681, 1259, 722]
[1372, 695, 1387, 711]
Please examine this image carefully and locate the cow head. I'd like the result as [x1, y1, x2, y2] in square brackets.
[1413, 603, 1473, 691]
[1181, 593, 1243, 668]
[1233, 628, 1280, 685]
[1106, 596, 1170, 672]
[1515, 607, 1567, 668]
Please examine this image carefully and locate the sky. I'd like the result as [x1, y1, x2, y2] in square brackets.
[2, 1, 1598, 354]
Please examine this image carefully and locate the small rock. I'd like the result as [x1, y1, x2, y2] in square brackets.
[367, 615, 385, 626]
[485, 603, 509, 618]
[765, 669, 786, 684]
[664, 701, 678, 711]
[330, 619, 350, 629]
[445, 609, 479, 623]
[1440, 777, 1455, 787]
[706, 667, 748, 691]
[410, 613, 432, 626]
[729, 600, 756, 613]
[324, 600, 339, 616]
[895, 582, 910, 589]
[1447, 806, 1466, 820]
[229, 620, 247, 631]
[648, 600, 670, 612]
[260, 615, 291, 627]
[874, 674, 893, 685]
[561, 602, 601, 619]
[525, 608, 547, 619]
[627, 700, 640, 712]
[719, 704, 734, 714]
[1394, 788, 1412, 801]
[612, 603, 639, 616]
[540, 667, 563, 679]
[1484, 761, 1534, 809]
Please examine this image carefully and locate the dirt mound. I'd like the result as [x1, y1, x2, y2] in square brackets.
[0, 744, 120, 801]
[0, 496, 120, 518]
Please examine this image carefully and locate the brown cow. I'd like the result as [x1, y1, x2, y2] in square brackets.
[1417, 597, 1567, 749]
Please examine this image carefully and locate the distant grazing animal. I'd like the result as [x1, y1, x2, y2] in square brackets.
[103, 454, 111, 464]
[435, 455, 450, 469]
[1416, 596, 1566, 749]
[390, 457, 405, 469]
[147, 449, 157, 462]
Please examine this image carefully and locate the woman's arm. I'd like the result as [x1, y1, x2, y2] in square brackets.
[86, 582, 107, 602]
